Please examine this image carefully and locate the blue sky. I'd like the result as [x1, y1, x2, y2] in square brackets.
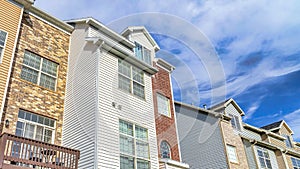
[35, 0, 300, 141]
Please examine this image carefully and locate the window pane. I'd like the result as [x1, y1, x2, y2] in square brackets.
[18, 110, 25, 119]
[157, 94, 170, 116]
[119, 120, 133, 136]
[135, 126, 148, 141]
[136, 140, 149, 158]
[44, 129, 52, 143]
[118, 60, 131, 77]
[133, 82, 144, 98]
[132, 67, 144, 84]
[118, 75, 131, 93]
[23, 51, 41, 69]
[38, 116, 44, 124]
[257, 150, 263, 157]
[0, 47, 3, 57]
[31, 114, 37, 122]
[227, 145, 238, 163]
[24, 123, 35, 139]
[259, 157, 266, 168]
[50, 120, 55, 127]
[35, 126, 44, 141]
[0, 30, 7, 46]
[42, 59, 58, 76]
[137, 159, 150, 169]
[120, 135, 134, 155]
[16, 121, 24, 137]
[134, 42, 143, 61]
[143, 48, 151, 65]
[40, 73, 56, 90]
[25, 112, 32, 121]
[266, 159, 272, 169]
[160, 141, 171, 159]
[20, 66, 39, 84]
[120, 156, 134, 169]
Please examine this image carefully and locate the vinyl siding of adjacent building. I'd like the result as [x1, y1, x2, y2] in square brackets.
[175, 104, 228, 169]
[63, 22, 159, 169]
[0, 0, 23, 121]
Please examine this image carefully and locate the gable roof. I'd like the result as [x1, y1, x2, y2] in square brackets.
[121, 26, 160, 51]
[209, 98, 245, 116]
[261, 120, 294, 134]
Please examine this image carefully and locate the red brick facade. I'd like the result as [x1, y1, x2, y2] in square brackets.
[152, 63, 180, 161]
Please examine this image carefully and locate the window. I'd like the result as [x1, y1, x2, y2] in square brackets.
[157, 93, 171, 117]
[292, 157, 300, 169]
[20, 51, 58, 91]
[226, 145, 238, 163]
[134, 42, 151, 65]
[16, 110, 55, 143]
[256, 147, 272, 169]
[118, 60, 145, 98]
[229, 114, 241, 130]
[119, 119, 150, 169]
[0, 30, 7, 62]
[283, 134, 293, 148]
[160, 141, 171, 159]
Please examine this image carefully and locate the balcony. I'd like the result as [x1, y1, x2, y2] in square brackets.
[0, 133, 80, 169]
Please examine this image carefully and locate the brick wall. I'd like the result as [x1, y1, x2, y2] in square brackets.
[152, 64, 180, 161]
[1, 13, 70, 145]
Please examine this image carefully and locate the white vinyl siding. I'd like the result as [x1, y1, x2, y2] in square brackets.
[118, 60, 145, 98]
[0, 30, 7, 63]
[157, 93, 171, 117]
[226, 145, 238, 163]
[20, 51, 58, 90]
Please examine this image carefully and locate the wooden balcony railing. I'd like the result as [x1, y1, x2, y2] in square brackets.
[0, 133, 80, 169]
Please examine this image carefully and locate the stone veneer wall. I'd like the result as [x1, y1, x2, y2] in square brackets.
[220, 120, 249, 169]
[152, 65, 180, 161]
[1, 13, 70, 145]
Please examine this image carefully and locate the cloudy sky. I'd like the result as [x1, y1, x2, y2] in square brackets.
[35, 0, 300, 141]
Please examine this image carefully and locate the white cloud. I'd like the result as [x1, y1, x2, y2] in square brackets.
[284, 108, 300, 140]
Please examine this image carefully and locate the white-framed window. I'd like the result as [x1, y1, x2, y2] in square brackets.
[256, 147, 272, 169]
[0, 30, 8, 62]
[119, 119, 150, 169]
[160, 141, 171, 159]
[118, 60, 145, 98]
[283, 134, 293, 148]
[292, 157, 300, 169]
[20, 51, 58, 91]
[229, 114, 241, 130]
[157, 93, 171, 117]
[134, 42, 151, 65]
[15, 109, 56, 144]
[226, 144, 238, 163]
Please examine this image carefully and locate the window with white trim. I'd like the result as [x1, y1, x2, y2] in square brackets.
[226, 145, 238, 163]
[160, 141, 171, 159]
[119, 119, 150, 169]
[0, 30, 8, 62]
[157, 93, 171, 117]
[118, 60, 145, 98]
[283, 134, 293, 148]
[229, 114, 241, 130]
[20, 51, 58, 91]
[256, 147, 272, 169]
[15, 110, 56, 143]
[292, 157, 300, 169]
[134, 42, 151, 65]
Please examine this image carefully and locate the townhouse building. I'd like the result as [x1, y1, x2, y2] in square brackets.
[175, 98, 300, 169]
[0, 0, 79, 168]
[151, 58, 189, 169]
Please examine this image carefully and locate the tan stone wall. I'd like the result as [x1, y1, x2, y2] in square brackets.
[0, 0, 22, 115]
[220, 120, 249, 169]
[1, 13, 70, 145]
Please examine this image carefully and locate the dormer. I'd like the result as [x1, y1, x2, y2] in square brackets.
[122, 26, 160, 66]
[210, 98, 245, 131]
[261, 120, 295, 148]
